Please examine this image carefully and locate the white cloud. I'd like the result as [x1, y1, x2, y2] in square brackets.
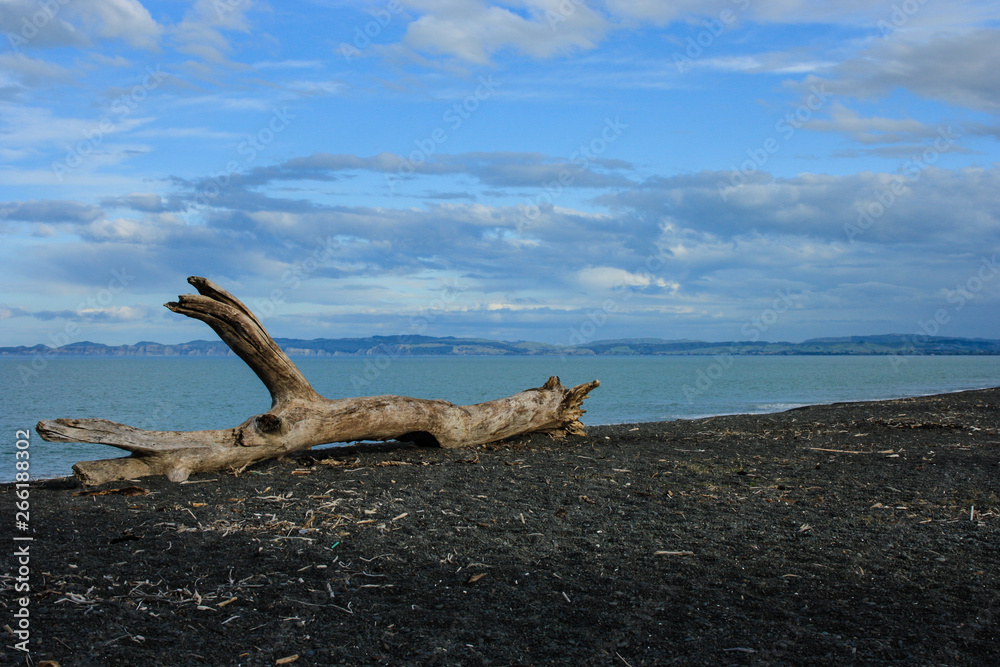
[7, 159, 1000, 343]
[0, 102, 155, 151]
[101, 192, 165, 212]
[0, 52, 73, 88]
[0, 199, 103, 223]
[252, 60, 324, 70]
[3, 3, 1000, 345]
[397, 0, 609, 64]
[79, 216, 183, 244]
[0, 0, 87, 49]
[604, 0, 968, 26]
[578, 266, 680, 292]
[172, 0, 255, 65]
[806, 103, 940, 144]
[65, 0, 162, 50]
[389, 0, 993, 68]
[77, 305, 148, 321]
[286, 80, 345, 97]
[812, 28, 1000, 112]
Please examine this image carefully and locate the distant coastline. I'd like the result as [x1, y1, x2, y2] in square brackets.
[2, 334, 1000, 357]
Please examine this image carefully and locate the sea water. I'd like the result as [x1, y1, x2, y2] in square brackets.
[2, 354, 999, 481]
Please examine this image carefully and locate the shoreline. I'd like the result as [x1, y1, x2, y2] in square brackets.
[4, 352, 1000, 360]
[6, 379, 1000, 486]
[2, 386, 999, 665]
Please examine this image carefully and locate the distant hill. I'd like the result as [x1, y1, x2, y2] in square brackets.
[579, 335, 1000, 356]
[2, 334, 999, 357]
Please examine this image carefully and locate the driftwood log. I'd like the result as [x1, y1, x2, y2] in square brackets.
[36, 277, 600, 486]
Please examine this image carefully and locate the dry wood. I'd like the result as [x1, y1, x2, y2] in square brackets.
[36, 276, 600, 485]
[809, 447, 866, 454]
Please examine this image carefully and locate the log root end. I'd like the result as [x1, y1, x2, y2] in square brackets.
[538, 377, 601, 440]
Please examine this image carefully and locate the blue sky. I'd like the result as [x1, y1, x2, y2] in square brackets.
[1, 0, 999, 347]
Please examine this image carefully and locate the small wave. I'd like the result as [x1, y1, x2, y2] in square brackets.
[752, 403, 810, 413]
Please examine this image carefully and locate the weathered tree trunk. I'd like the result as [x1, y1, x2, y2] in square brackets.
[36, 277, 600, 486]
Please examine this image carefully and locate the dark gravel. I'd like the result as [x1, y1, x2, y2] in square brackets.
[3, 387, 1000, 666]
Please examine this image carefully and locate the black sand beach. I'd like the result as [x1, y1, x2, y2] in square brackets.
[4, 387, 999, 666]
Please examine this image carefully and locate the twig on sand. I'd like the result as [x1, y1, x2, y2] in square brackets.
[616, 651, 634, 667]
[809, 447, 864, 454]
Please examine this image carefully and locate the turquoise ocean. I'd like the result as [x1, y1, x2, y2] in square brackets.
[3, 354, 1000, 482]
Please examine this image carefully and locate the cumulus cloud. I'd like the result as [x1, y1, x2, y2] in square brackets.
[807, 103, 944, 145]
[76, 304, 148, 321]
[0, 0, 87, 49]
[578, 266, 680, 292]
[2, 0, 162, 51]
[187, 150, 636, 194]
[0, 102, 156, 163]
[604, 0, 887, 25]
[388, 0, 939, 67]
[65, 0, 162, 50]
[3, 0, 999, 345]
[386, 0, 998, 68]
[811, 28, 1000, 112]
[0, 199, 104, 223]
[601, 167, 1000, 250]
[397, 0, 609, 64]
[0, 52, 73, 90]
[0, 301, 148, 322]
[78, 216, 182, 244]
[8, 158, 1000, 344]
[101, 192, 169, 212]
[172, 0, 255, 65]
